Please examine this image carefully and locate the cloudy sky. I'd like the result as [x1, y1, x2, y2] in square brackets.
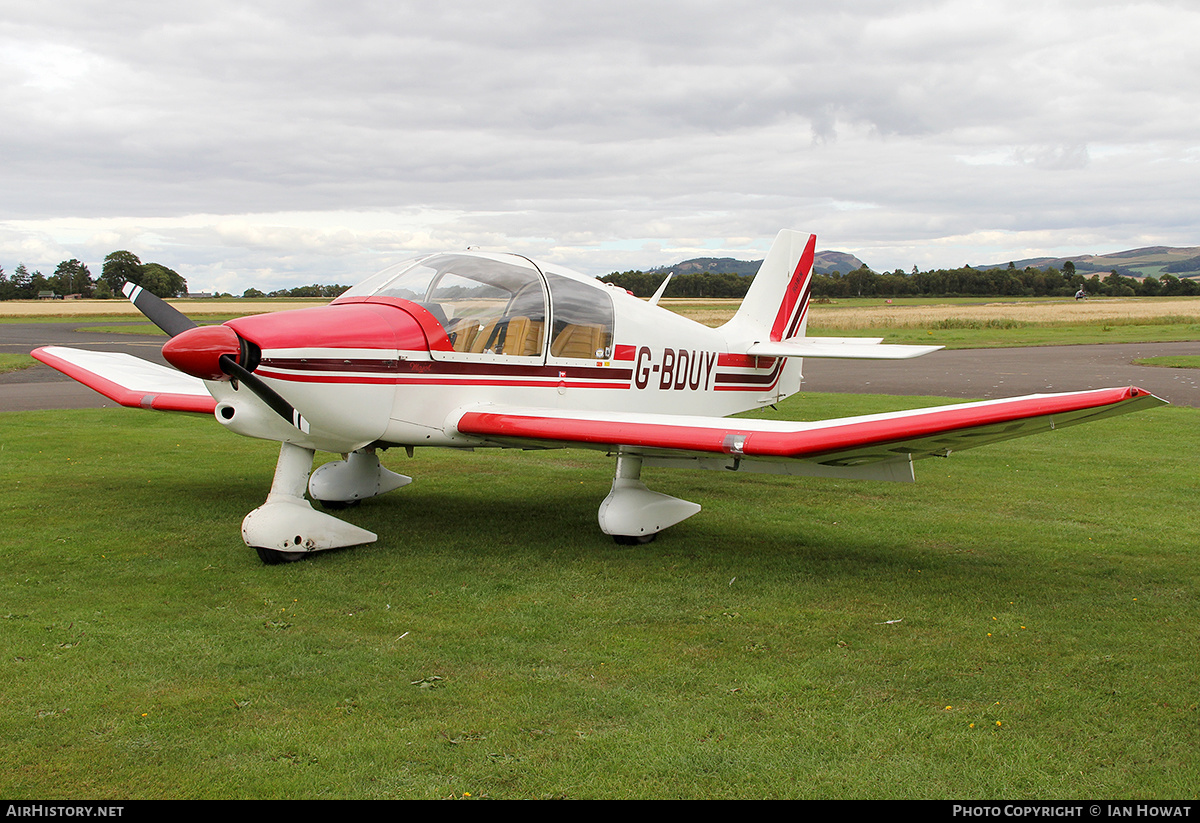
[3, 0, 1199, 294]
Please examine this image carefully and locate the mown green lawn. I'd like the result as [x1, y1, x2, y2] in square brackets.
[1133, 356, 1200, 369]
[1, 395, 1196, 799]
[0, 353, 36, 374]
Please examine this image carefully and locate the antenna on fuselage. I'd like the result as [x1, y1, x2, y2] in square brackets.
[648, 272, 673, 306]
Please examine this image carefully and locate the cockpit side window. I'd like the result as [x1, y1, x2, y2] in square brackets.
[546, 273, 614, 360]
[429, 272, 544, 357]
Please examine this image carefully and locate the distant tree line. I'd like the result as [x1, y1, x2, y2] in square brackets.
[602, 262, 1200, 299]
[0, 251, 189, 300]
[0, 259, 96, 300]
[1162, 255, 1200, 274]
[0, 249, 359, 301]
[240, 284, 350, 299]
[8, 253, 1197, 302]
[813, 262, 1200, 298]
[600, 270, 756, 298]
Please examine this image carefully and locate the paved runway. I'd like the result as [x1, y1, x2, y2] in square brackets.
[1, 321, 172, 412]
[802, 339, 1200, 406]
[3, 320, 1199, 411]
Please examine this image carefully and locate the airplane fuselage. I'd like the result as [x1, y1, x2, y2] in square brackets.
[210, 288, 801, 454]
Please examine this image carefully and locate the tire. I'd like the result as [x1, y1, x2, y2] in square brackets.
[256, 547, 307, 565]
[315, 498, 360, 510]
[612, 533, 657, 546]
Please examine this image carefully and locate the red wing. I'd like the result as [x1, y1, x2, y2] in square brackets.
[454, 387, 1164, 466]
[32, 346, 217, 414]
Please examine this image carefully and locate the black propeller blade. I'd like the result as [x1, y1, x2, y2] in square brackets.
[122, 282, 198, 338]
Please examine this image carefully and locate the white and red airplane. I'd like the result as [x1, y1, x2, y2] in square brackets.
[33, 230, 1165, 563]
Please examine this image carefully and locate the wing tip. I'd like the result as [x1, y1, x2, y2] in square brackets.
[1125, 386, 1169, 406]
[28, 346, 217, 415]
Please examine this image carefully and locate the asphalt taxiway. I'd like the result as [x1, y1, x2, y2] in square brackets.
[2, 321, 1198, 412]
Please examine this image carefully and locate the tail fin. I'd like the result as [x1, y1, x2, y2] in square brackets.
[718, 230, 816, 347]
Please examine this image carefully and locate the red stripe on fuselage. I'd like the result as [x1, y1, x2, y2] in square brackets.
[257, 357, 633, 381]
[783, 276, 814, 339]
[717, 353, 778, 369]
[253, 370, 631, 389]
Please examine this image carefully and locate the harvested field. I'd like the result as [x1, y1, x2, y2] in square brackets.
[808, 297, 1200, 329]
[0, 299, 325, 317]
[4, 296, 1200, 331]
[663, 297, 1200, 329]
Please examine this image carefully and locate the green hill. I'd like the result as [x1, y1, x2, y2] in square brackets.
[651, 245, 1200, 282]
[653, 250, 867, 278]
[983, 246, 1200, 279]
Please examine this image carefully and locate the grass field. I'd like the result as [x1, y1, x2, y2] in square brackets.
[667, 297, 1200, 348]
[8, 295, 1200, 349]
[0, 353, 36, 374]
[1, 396, 1196, 799]
[0, 299, 324, 318]
[1133, 356, 1200, 369]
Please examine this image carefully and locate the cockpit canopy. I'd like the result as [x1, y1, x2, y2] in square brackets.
[340, 252, 615, 361]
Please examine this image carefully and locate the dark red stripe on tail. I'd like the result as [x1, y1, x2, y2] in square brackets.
[769, 234, 816, 342]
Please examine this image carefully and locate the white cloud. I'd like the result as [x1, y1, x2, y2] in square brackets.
[2, 0, 1199, 290]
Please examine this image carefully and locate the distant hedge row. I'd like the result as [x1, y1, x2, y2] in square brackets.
[602, 265, 1200, 299]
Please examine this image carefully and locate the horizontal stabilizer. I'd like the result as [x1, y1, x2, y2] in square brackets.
[31, 346, 216, 414]
[746, 338, 943, 360]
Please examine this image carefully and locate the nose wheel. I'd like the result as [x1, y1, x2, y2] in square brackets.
[242, 442, 378, 563]
[612, 533, 658, 546]
[256, 546, 309, 564]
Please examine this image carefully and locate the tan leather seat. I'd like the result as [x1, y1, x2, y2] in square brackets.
[551, 324, 605, 358]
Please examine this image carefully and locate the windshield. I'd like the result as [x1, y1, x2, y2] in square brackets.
[341, 253, 547, 358]
[342, 253, 616, 361]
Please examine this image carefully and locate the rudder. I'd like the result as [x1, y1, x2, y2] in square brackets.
[719, 230, 816, 347]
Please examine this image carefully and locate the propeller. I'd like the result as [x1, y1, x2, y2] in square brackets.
[124, 281, 310, 433]
[122, 282, 198, 338]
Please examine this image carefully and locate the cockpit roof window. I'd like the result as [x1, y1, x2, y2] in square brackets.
[341, 253, 616, 361]
[340, 253, 543, 301]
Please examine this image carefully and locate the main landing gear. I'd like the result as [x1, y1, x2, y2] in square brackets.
[247, 446, 696, 563]
[598, 452, 700, 546]
[243, 442, 410, 564]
